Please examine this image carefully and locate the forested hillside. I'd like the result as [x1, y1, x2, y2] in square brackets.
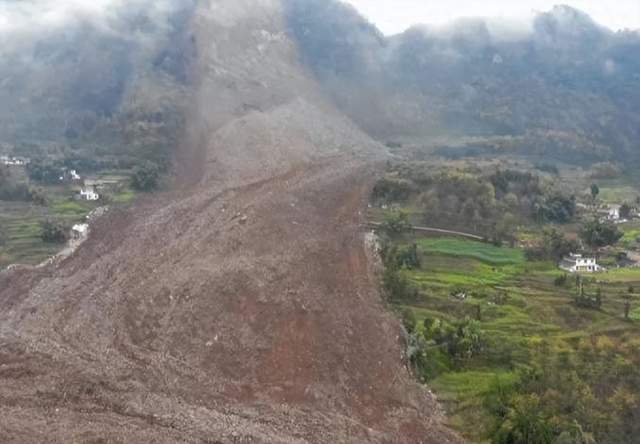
[0, 0, 196, 170]
[286, 1, 640, 164]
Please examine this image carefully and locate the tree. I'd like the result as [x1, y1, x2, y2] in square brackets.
[26, 159, 63, 185]
[382, 267, 418, 302]
[372, 178, 411, 204]
[400, 307, 417, 333]
[394, 243, 421, 269]
[595, 287, 603, 308]
[0, 165, 8, 187]
[492, 213, 518, 246]
[580, 219, 623, 249]
[536, 194, 577, 224]
[624, 286, 635, 320]
[575, 286, 603, 310]
[381, 211, 411, 236]
[525, 229, 579, 261]
[590, 184, 600, 201]
[131, 162, 160, 191]
[0, 225, 6, 246]
[40, 220, 68, 244]
[494, 395, 554, 444]
[28, 188, 48, 206]
[553, 421, 596, 444]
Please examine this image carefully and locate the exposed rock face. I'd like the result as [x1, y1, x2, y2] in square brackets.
[0, 1, 462, 443]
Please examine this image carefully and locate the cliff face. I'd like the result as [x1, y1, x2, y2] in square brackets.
[0, 1, 462, 442]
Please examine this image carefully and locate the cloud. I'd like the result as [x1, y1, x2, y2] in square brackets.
[0, 0, 118, 33]
[0, 0, 185, 38]
[0, 0, 190, 59]
[342, 0, 640, 35]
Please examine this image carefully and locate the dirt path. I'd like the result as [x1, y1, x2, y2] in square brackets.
[367, 222, 484, 241]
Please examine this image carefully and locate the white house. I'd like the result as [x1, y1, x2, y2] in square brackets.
[560, 254, 603, 273]
[607, 204, 621, 221]
[1, 156, 29, 166]
[79, 188, 99, 201]
[71, 223, 89, 239]
[70, 170, 81, 181]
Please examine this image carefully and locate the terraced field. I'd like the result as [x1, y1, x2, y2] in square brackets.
[395, 236, 640, 440]
[0, 202, 59, 267]
[0, 196, 97, 268]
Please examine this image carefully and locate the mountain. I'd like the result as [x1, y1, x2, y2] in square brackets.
[0, 1, 196, 169]
[287, 1, 640, 164]
[2, 0, 640, 441]
[0, 1, 461, 442]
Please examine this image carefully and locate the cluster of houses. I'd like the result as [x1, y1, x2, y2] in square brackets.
[63, 169, 82, 182]
[0, 155, 30, 166]
[78, 187, 100, 201]
[556, 201, 640, 274]
[52, 167, 103, 201]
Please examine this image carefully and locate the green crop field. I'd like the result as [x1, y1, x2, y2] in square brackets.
[388, 235, 640, 442]
[416, 238, 525, 266]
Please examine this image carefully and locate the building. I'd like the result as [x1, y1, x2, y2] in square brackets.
[560, 254, 603, 273]
[1, 156, 29, 166]
[71, 224, 89, 239]
[79, 188, 99, 201]
[70, 170, 81, 181]
[607, 204, 621, 221]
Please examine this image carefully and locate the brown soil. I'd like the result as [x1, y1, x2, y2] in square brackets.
[0, 1, 464, 442]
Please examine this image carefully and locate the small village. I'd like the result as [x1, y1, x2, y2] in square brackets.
[557, 200, 640, 274]
[0, 150, 136, 269]
[1, 154, 109, 201]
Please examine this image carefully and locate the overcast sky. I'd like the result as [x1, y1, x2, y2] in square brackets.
[342, 0, 640, 35]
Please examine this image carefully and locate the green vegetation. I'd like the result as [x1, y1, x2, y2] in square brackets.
[0, 158, 139, 268]
[381, 233, 640, 442]
[131, 161, 161, 191]
[381, 210, 412, 236]
[0, 202, 61, 267]
[40, 219, 68, 243]
[370, 163, 579, 246]
[417, 238, 524, 267]
[373, 160, 640, 443]
[580, 219, 624, 249]
[525, 229, 579, 262]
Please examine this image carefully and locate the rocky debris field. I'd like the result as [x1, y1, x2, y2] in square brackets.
[0, 1, 462, 442]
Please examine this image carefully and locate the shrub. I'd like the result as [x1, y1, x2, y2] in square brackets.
[526, 229, 579, 262]
[535, 194, 577, 224]
[381, 211, 411, 236]
[394, 243, 421, 269]
[382, 267, 419, 302]
[372, 177, 411, 203]
[26, 159, 63, 185]
[131, 162, 161, 191]
[40, 220, 68, 244]
[580, 219, 623, 249]
[554, 274, 569, 287]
